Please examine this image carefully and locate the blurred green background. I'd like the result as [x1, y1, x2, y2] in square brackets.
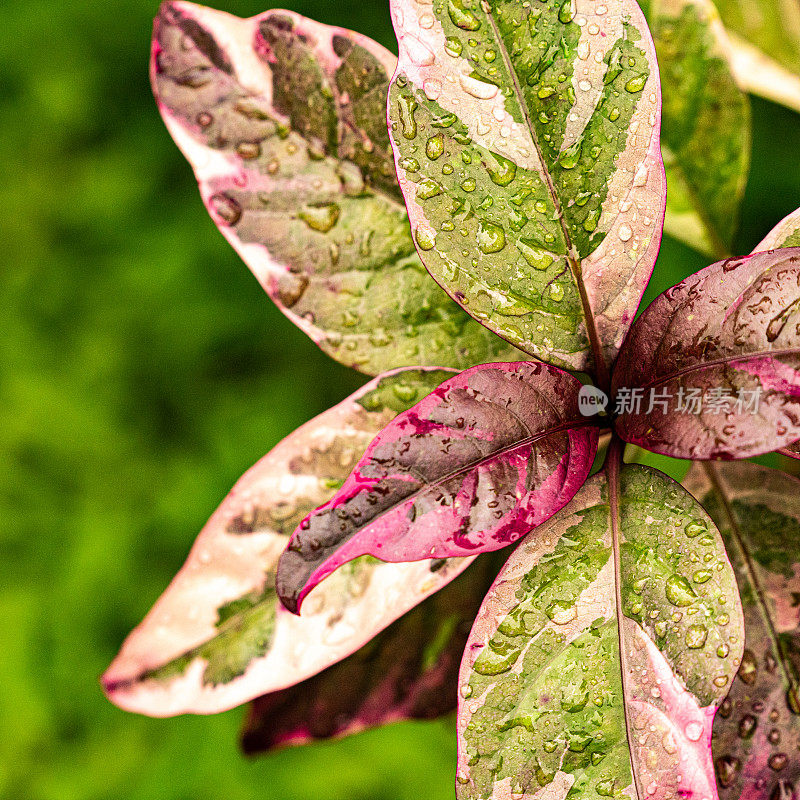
[1, 0, 799, 797]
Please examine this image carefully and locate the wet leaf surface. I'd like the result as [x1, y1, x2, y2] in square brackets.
[613, 248, 800, 459]
[456, 463, 743, 800]
[102, 368, 477, 716]
[152, 1, 525, 375]
[684, 462, 800, 800]
[388, 0, 665, 375]
[277, 362, 598, 614]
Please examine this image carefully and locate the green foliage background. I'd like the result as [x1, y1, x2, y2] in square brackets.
[1, 0, 799, 797]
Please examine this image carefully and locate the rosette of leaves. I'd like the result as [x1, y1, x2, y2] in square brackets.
[105, 2, 800, 799]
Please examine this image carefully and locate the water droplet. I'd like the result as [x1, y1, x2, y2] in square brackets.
[210, 193, 242, 226]
[550, 284, 564, 302]
[486, 153, 517, 186]
[518, 239, 554, 270]
[580, 206, 600, 232]
[665, 574, 696, 607]
[538, 85, 556, 99]
[685, 519, 707, 538]
[558, 0, 575, 23]
[692, 569, 712, 584]
[716, 756, 741, 788]
[477, 221, 506, 253]
[459, 74, 498, 99]
[299, 202, 340, 233]
[448, 0, 481, 30]
[739, 649, 757, 685]
[769, 753, 789, 771]
[558, 138, 582, 169]
[416, 177, 443, 199]
[617, 223, 632, 242]
[685, 624, 708, 649]
[545, 600, 577, 624]
[444, 36, 463, 57]
[685, 721, 704, 741]
[415, 226, 437, 250]
[738, 714, 757, 739]
[625, 74, 647, 93]
[397, 94, 418, 139]
[426, 133, 445, 160]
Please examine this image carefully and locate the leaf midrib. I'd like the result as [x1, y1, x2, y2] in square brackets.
[607, 445, 645, 800]
[630, 345, 800, 393]
[305, 416, 593, 567]
[481, 6, 609, 383]
[703, 462, 798, 699]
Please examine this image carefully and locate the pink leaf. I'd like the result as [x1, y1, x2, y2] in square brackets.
[276, 362, 598, 614]
[613, 248, 800, 459]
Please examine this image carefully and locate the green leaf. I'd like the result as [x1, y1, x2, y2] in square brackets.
[456, 463, 743, 800]
[388, 0, 666, 376]
[151, 2, 525, 376]
[645, 0, 751, 258]
[684, 462, 800, 800]
[102, 367, 478, 716]
[714, 0, 800, 114]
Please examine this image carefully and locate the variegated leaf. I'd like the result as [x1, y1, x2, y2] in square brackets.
[714, 0, 800, 115]
[644, 0, 750, 258]
[613, 248, 800, 459]
[758, 209, 800, 459]
[102, 368, 476, 716]
[276, 362, 598, 614]
[757, 207, 800, 252]
[684, 462, 800, 800]
[152, 2, 525, 376]
[241, 552, 502, 752]
[456, 463, 744, 800]
[387, 0, 666, 376]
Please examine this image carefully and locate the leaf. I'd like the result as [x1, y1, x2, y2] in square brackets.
[241, 552, 503, 753]
[754, 209, 800, 459]
[387, 0, 666, 376]
[644, 0, 750, 258]
[276, 361, 598, 614]
[714, 0, 800, 115]
[102, 367, 478, 716]
[756, 207, 800, 252]
[455, 463, 743, 800]
[683, 461, 800, 800]
[612, 248, 800, 459]
[151, 2, 525, 376]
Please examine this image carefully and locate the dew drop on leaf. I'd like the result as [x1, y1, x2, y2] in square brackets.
[477, 221, 506, 253]
[448, 0, 481, 30]
[299, 202, 340, 233]
[665, 574, 696, 607]
[415, 226, 437, 251]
